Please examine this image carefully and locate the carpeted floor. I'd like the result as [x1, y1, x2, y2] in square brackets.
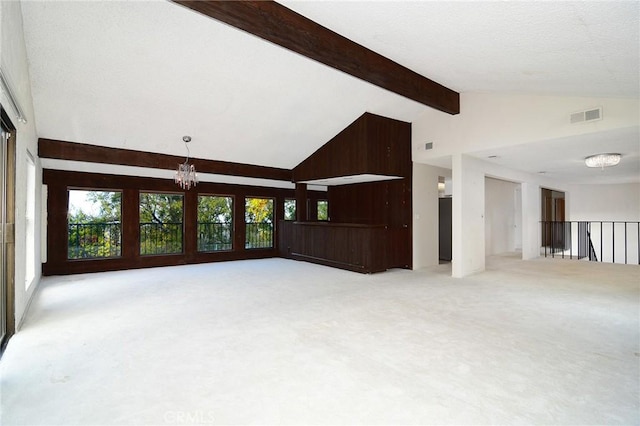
[1, 255, 638, 425]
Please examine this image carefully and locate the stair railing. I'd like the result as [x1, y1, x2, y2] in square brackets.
[540, 221, 639, 265]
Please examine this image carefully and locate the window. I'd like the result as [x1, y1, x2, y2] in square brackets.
[139, 193, 183, 255]
[284, 199, 296, 221]
[68, 190, 122, 259]
[25, 152, 36, 288]
[317, 200, 329, 221]
[245, 197, 274, 249]
[198, 195, 233, 252]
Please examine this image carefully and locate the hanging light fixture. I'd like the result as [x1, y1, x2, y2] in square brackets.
[174, 136, 198, 190]
[584, 153, 621, 169]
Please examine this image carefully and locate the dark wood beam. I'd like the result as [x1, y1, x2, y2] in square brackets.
[38, 138, 292, 182]
[172, 0, 460, 115]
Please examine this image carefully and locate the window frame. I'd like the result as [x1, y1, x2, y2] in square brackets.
[284, 198, 296, 221]
[317, 199, 329, 221]
[66, 188, 123, 261]
[138, 191, 185, 256]
[197, 193, 234, 253]
[244, 196, 275, 250]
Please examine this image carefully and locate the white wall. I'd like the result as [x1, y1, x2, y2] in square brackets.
[568, 183, 640, 222]
[485, 177, 520, 255]
[410, 91, 637, 277]
[567, 183, 640, 264]
[413, 93, 639, 160]
[1, 0, 42, 330]
[413, 153, 567, 276]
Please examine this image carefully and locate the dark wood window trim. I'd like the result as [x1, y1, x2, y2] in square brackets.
[43, 169, 326, 275]
[196, 194, 234, 253]
[244, 196, 275, 250]
[67, 188, 123, 260]
[138, 191, 185, 257]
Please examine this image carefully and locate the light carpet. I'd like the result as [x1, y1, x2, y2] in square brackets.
[1, 255, 638, 425]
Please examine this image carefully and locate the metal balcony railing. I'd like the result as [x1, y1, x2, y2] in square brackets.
[139, 222, 183, 255]
[69, 221, 272, 257]
[68, 222, 122, 259]
[198, 222, 232, 252]
[541, 221, 640, 265]
[245, 222, 273, 249]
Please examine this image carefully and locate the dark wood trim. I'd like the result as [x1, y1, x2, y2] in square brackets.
[42, 169, 325, 276]
[122, 189, 139, 260]
[184, 189, 198, 262]
[39, 139, 292, 182]
[295, 183, 307, 222]
[171, 0, 460, 115]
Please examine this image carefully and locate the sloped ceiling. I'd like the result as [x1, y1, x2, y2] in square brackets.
[21, 0, 640, 183]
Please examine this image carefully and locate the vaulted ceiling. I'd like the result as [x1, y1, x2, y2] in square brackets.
[21, 0, 639, 184]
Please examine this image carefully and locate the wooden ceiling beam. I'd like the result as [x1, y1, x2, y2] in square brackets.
[38, 138, 293, 182]
[172, 0, 460, 115]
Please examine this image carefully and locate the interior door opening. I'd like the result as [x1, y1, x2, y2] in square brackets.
[438, 176, 452, 263]
[541, 188, 566, 252]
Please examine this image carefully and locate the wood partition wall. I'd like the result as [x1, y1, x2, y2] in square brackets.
[280, 112, 413, 272]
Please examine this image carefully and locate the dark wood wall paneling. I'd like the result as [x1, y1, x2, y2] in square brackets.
[43, 169, 326, 275]
[279, 221, 387, 273]
[293, 113, 410, 182]
[285, 113, 413, 272]
[172, 1, 459, 115]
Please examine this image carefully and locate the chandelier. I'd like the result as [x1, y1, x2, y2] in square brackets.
[584, 153, 621, 169]
[175, 136, 198, 190]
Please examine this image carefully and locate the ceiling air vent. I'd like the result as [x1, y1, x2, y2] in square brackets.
[570, 107, 602, 124]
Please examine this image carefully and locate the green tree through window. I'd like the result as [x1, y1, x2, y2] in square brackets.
[318, 200, 328, 221]
[68, 190, 122, 259]
[245, 197, 274, 249]
[139, 193, 183, 255]
[284, 199, 296, 220]
[198, 195, 233, 252]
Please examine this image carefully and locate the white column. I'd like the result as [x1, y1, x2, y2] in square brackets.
[521, 182, 541, 260]
[412, 163, 441, 269]
[452, 154, 485, 278]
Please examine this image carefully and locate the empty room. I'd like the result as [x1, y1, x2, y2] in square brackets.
[0, 1, 639, 424]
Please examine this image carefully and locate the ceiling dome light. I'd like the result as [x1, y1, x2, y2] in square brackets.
[584, 153, 621, 169]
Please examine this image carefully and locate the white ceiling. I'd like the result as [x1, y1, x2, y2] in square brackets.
[472, 126, 640, 185]
[21, 0, 640, 184]
[282, 1, 639, 98]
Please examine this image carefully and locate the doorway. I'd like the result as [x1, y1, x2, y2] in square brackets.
[485, 177, 522, 256]
[1, 109, 16, 355]
[438, 176, 452, 263]
[541, 188, 566, 251]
